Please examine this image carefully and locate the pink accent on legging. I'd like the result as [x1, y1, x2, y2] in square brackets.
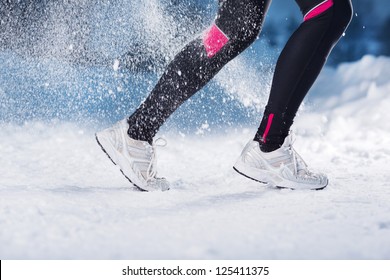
[304, 0, 334, 21]
[203, 23, 229, 58]
[262, 113, 275, 144]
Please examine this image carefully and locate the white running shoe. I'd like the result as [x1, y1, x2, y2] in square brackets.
[233, 135, 328, 190]
[95, 119, 169, 191]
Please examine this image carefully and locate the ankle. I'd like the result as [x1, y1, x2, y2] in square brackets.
[257, 140, 282, 153]
[127, 118, 153, 144]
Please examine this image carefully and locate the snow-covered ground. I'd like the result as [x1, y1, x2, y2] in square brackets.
[1, 55, 390, 260]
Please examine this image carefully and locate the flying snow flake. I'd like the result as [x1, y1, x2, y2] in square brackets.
[113, 59, 120, 71]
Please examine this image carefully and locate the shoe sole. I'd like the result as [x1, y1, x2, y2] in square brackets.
[95, 134, 148, 192]
[233, 167, 268, 185]
[233, 166, 327, 191]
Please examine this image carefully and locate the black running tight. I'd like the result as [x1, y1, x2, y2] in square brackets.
[254, 0, 353, 151]
[127, 0, 353, 149]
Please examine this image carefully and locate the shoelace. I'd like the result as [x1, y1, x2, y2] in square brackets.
[291, 146, 309, 176]
[284, 135, 309, 177]
[145, 137, 167, 182]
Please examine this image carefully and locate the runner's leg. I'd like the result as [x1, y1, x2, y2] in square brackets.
[128, 0, 272, 143]
[254, 0, 353, 152]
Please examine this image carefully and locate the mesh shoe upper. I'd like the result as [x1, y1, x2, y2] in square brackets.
[96, 119, 169, 191]
[234, 135, 328, 190]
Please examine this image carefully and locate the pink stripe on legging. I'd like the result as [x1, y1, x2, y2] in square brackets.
[262, 113, 275, 144]
[304, 0, 334, 21]
[203, 23, 229, 58]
